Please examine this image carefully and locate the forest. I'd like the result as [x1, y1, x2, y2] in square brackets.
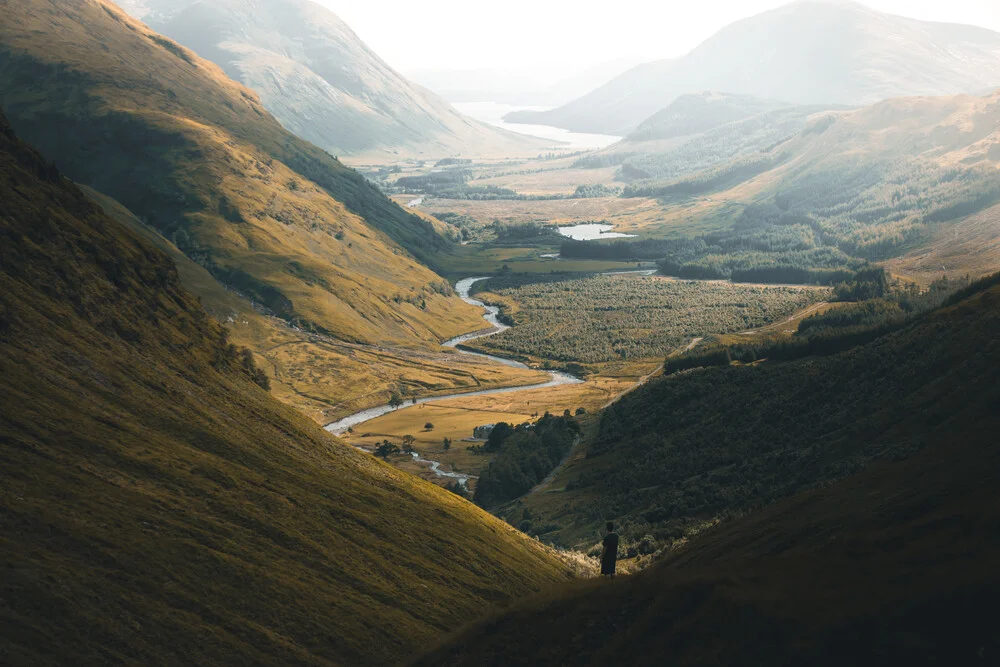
[467, 274, 825, 363]
[473, 414, 580, 508]
[561, 273, 1000, 553]
[664, 273, 971, 373]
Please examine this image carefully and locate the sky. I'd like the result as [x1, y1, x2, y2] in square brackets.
[320, 0, 1000, 75]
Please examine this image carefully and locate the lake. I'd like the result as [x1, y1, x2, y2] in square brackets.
[558, 223, 636, 240]
[453, 102, 621, 150]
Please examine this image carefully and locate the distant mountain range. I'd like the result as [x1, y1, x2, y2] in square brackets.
[507, 0, 1000, 135]
[115, 0, 544, 158]
[409, 59, 643, 107]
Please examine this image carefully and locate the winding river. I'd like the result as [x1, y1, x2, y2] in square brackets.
[324, 277, 582, 444]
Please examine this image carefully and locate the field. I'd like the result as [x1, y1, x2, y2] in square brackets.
[92, 189, 549, 423]
[468, 274, 830, 364]
[344, 368, 654, 489]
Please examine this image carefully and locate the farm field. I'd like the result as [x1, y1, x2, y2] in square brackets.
[433, 244, 657, 277]
[344, 365, 657, 489]
[471, 167, 620, 196]
[468, 273, 831, 364]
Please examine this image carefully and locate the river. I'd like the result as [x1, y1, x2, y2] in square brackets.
[324, 278, 581, 439]
[452, 102, 621, 150]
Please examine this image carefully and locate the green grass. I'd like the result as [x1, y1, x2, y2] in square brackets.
[0, 111, 572, 666]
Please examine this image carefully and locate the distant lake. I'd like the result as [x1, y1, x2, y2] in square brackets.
[558, 223, 635, 240]
[453, 102, 621, 150]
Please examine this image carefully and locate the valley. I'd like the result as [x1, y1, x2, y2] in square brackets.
[3, 0, 1000, 664]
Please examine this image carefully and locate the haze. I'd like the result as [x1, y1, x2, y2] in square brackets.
[322, 0, 1000, 74]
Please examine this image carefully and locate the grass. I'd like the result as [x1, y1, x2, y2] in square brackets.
[344, 372, 646, 488]
[0, 110, 574, 666]
[413, 281, 1000, 667]
[0, 0, 484, 349]
[434, 244, 657, 277]
[468, 273, 829, 363]
[86, 186, 550, 424]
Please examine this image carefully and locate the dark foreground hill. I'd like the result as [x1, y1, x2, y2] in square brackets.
[0, 111, 570, 666]
[416, 279, 1000, 666]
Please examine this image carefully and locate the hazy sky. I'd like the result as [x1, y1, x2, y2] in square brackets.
[320, 0, 1000, 74]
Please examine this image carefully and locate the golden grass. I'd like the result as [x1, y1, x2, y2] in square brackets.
[0, 109, 575, 666]
[1, 0, 486, 350]
[473, 167, 621, 196]
[88, 187, 550, 423]
[344, 370, 648, 487]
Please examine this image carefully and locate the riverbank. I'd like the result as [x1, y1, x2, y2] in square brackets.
[325, 278, 581, 436]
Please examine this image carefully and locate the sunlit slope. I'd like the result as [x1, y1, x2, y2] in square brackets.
[417, 280, 1000, 666]
[116, 0, 545, 160]
[510, 0, 1000, 134]
[0, 113, 571, 666]
[615, 89, 1000, 274]
[0, 0, 483, 347]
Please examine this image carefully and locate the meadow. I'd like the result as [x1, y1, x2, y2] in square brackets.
[468, 274, 829, 364]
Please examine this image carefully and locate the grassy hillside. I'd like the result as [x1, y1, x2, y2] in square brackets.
[0, 0, 483, 347]
[507, 0, 1000, 134]
[566, 89, 1000, 283]
[116, 0, 545, 160]
[416, 278, 1000, 666]
[501, 271, 1000, 552]
[0, 111, 572, 666]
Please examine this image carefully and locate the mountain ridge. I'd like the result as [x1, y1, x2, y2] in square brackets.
[115, 0, 546, 159]
[0, 0, 487, 350]
[506, 0, 1000, 135]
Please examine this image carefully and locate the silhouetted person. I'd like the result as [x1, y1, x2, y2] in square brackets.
[601, 521, 619, 578]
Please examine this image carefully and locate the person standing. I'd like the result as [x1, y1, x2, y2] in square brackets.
[601, 521, 619, 578]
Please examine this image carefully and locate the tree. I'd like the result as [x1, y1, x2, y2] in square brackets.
[402, 443, 415, 455]
[424, 422, 435, 431]
[402, 435, 416, 447]
[388, 393, 403, 408]
[443, 437, 452, 451]
[374, 440, 400, 459]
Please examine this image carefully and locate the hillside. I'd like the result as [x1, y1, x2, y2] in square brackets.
[0, 0, 486, 349]
[588, 88, 1000, 284]
[0, 109, 572, 666]
[115, 0, 545, 160]
[507, 0, 1000, 135]
[627, 92, 790, 142]
[415, 277, 1000, 666]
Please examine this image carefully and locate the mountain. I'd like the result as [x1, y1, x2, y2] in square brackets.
[0, 0, 487, 349]
[627, 92, 792, 142]
[0, 110, 571, 665]
[114, 0, 544, 159]
[613, 88, 1000, 280]
[507, 0, 1000, 135]
[409, 59, 643, 107]
[415, 274, 1000, 666]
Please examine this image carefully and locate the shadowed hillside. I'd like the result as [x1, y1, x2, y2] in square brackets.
[416, 277, 1000, 666]
[0, 0, 484, 348]
[0, 110, 571, 666]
